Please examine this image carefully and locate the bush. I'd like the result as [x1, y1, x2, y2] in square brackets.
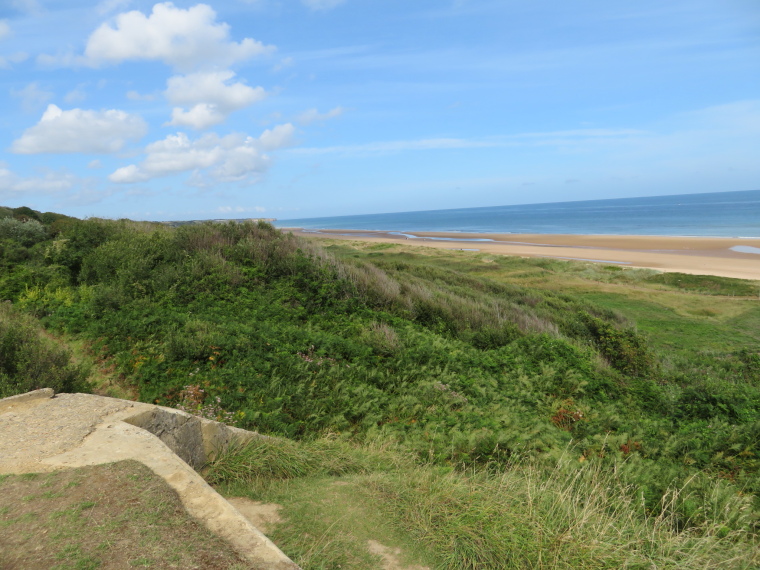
[581, 312, 656, 377]
[11, 206, 41, 222]
[0, 302, 88, 398]
[0, 218, 48, 247]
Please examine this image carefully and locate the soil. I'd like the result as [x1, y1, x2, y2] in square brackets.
[367, 540, 431, 570]
[0, 460, 248, 570]
[226, 498, 284, 535]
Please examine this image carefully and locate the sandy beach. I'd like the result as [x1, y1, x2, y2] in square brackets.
[288, 229, 760, 281]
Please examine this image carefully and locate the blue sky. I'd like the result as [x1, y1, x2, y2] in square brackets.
[0, 0, 758, 221]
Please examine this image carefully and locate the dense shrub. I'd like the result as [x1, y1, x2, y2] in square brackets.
[0, 218, 48, 246]
[581, 311, 656, 377]
[0, 302, 88, 398]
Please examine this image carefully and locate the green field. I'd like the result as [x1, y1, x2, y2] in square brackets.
[1, 206, 758, 568]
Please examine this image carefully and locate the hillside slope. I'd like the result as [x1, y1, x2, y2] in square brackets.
[1, 206, 759, 566]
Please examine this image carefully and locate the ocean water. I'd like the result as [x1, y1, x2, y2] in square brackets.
[277, 189, 760, 238]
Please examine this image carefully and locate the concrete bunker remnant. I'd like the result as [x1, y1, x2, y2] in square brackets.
[0, 389, 299, 569]
[123, 406, 260, 470]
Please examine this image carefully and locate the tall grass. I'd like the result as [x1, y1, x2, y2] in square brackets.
[208, 437, 759, 569]
[205, 436, 413, 485]
[365, 456, 758, 569]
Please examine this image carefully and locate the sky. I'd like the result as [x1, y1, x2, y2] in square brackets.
[0, 0, 758, 221]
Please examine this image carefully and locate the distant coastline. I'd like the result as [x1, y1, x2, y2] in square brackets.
[276, 189, 760, 239]
[291, 228, 760, 281]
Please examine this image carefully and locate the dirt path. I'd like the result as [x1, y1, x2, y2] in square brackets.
[367, 540, 431, 570]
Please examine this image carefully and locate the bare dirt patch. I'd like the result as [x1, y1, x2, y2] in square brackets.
[226, 497, 283, 535]
[367, 540, 430, 570]
[0, 460, 248, 570]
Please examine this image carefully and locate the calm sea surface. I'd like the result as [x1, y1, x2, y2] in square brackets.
[276, 190, 760, 238]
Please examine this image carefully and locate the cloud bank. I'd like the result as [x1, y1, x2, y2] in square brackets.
[84, 2, 275, 71]
[165, 70, 267, 129]
[109, 124, 295, 184]
[11, 104, 148, 154]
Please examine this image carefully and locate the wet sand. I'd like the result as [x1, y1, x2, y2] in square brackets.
[288, 229, 760, 281]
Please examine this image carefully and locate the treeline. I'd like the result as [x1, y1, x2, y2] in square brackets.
[0, 206, 758, 534]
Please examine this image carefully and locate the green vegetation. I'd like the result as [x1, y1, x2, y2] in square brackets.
[0, 302, 89, 398]
[210, 437, 758, 569]
[1, 205, 759, 567]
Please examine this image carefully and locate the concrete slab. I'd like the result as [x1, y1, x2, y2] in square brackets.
[0, 390, 299, 569]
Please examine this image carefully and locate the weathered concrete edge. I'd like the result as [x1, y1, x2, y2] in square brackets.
[123, 406, 263, 470]
[0, 390, 299, 569]
[42, 420, 298, 569]
[118, 407, 301, 569]
[0, 387, 54, 414]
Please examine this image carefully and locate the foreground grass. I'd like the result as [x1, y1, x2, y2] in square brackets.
[208, 437, 759, 570]
[221, 475, 436, 569]
[0, 460, 248, 570]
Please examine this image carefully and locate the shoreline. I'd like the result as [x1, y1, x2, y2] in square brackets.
[287, 228, 760, 281]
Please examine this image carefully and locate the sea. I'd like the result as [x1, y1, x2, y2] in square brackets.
[276, 189, 760, 238]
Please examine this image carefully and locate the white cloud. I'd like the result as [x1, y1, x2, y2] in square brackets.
[109, 164, 146, 183]
[84, 2, 275, 71]
[0, 167, 77, 200]
[165, 71, 266, 111]
[11, 82, 54, 113]
[210, 143, 269, 183]
[302, 0, 346, 11]
[166, 105, 225, 131]
[11, 104, 148, 154]
[164, 70, 267, 129]
[109, 124, 295, 184]
[296, 106, 344, 125]
[0, 20, 10, 41]
[258, 123, 296, 151]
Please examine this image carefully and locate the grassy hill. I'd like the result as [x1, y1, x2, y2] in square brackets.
[1, 206, 758, 568]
